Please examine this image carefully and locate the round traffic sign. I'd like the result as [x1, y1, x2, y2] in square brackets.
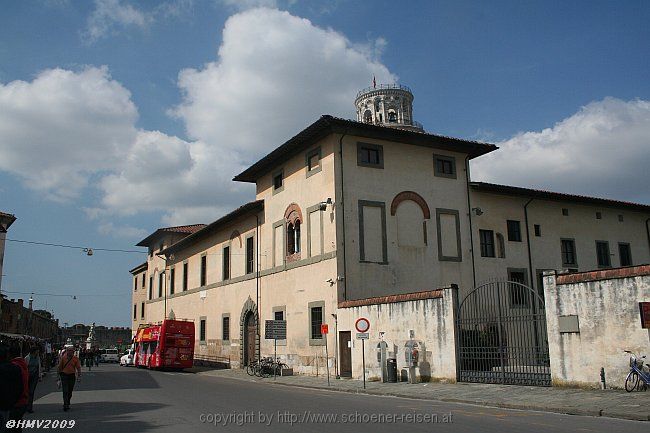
[355, 317, 370, 333]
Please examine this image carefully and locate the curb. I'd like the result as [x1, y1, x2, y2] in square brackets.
[198, 371, 649, 422]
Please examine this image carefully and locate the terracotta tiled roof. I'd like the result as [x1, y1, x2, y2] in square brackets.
[136, 224, 206, 247]
[338, 289, 444, 308]
[162, 200, 264, 256]
[556, 264, 650, 285]
[471, 182, 650, 212]
[160, 224, 206, 234]
[234, 115, 497, 183]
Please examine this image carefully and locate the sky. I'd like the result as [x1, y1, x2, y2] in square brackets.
[1, 0, 648, 327]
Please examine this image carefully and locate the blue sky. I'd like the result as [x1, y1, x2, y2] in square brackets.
[1, 0, 649, 327]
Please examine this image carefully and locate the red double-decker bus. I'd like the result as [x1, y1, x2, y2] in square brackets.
[134, 319, 194, 369]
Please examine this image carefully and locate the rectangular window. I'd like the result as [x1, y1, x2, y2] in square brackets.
[272, 170, 284, 193]
[507, 220, 522, 242]
[141, 273, 145, 289]
[596, 212, 602, 220]
[433, 154, 457, 178]
[357, 142, 384, 168]
[359, 201, 387, 263]
[508, 269, 530, 308]
[534, 224, 541, 237]
[169, 268, 175, 295]
[619, 243, 632, 267]
[133, 304, 137, 319]
[134, 277, 137, 292]
[182, 262, 188, 291]
[274, 310, 284, 321]
[141, 302, 145, 319]
[246, 237, 254, 274]
[158, 273, 163, 297]
[199, 318, 206, 343]
[479, 229, 495, 257]
[561, 239, 577, 266]
[200, 255, 207, 286]
[618, 214, 624, 222]
[596, 241, 611, 268]
[222, 316, 230, 341]
[149, 276, 153, 299]
[306, 147, 321, 176]
[310, 306, 323, 340]
[436, 208, 462, 261]
[562, 208, 569, 216]
[223, 246, 230, 280]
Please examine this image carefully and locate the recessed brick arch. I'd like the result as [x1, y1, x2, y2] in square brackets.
[229, 230, 242, 248]
[390, 191, 431, 219]
[284, 203, 303, 224]
[239, 296, 258, 367]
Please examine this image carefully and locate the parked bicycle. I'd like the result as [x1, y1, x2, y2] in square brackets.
[624, 350, 650, 392]
[246, 357, 289, 378]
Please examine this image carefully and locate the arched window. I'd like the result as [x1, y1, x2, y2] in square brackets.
[388, 110, 397, 122]
[284, 203, 303, 259]
[363, 110, 372, 124]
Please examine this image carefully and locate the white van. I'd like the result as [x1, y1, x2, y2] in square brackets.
[101, 348, 119, 363]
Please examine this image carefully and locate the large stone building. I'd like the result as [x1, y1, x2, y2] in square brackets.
[130, 85, 650, 378]
[0, 297, 60, 341]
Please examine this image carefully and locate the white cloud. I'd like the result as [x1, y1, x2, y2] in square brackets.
[219, 0, 279, 11]
[83, 0, 152, 43]
[0, 66, 137, 201]
[1, 8, 395, 230]
[98, 222, 148, 239]
[173, 7, 394, 164]
[471, 97, 650, 204]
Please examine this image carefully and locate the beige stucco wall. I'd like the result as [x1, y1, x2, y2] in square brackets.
[471, 191, 650, 297]
[543, 268, 650, 389]
[336, 287, 458, 382]
[338, 134, 474, 302]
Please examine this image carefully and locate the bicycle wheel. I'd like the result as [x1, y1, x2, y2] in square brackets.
[625, 371, 639, 392]
[246, 363, 256, 376]
[260, 365, 271, 378]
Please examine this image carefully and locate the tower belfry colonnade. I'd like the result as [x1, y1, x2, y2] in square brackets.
[354, 83, 424, 132]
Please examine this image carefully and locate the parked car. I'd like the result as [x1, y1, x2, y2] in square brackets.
[120, 349, 135, 366]
[101, 348, 119, 363]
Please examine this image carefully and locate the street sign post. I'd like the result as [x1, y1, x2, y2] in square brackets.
[265, 320, 287, 380]
[355, 318, 370, 389]
[321, 324, 330, 386]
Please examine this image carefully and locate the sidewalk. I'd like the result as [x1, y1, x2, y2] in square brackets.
[197, 368, 650, 421]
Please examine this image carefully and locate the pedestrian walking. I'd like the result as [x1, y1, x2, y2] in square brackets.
[0, 344, 23, 433]
[8, 344, 29, 432]
[94, 349, 100, 367]
[57, 346, 81, 412]
[44, 342, 52, 372]
[24, 347, 42, 413]
[85, 351, 92, 371]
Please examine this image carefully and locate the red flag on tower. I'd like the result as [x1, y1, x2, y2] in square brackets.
[373, 76, 376, 88]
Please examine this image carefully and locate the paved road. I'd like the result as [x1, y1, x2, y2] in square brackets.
[22, 364, 646, 432]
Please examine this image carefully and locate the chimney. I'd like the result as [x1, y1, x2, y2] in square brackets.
[17, 299, 23, 307]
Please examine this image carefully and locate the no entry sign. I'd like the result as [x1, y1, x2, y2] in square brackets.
[355, 317, 370, 333]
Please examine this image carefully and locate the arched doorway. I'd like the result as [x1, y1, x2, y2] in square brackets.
[243, 311, 257, 366]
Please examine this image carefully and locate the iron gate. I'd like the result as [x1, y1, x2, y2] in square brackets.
[456, 280, 551, 386]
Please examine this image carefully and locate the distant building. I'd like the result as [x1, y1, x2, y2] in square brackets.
[60, 323, 132, 348]
[0, 297, 59, 341]
[0, 211, 16, 294]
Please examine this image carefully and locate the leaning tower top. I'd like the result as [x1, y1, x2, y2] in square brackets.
[354, 81, 424, 132]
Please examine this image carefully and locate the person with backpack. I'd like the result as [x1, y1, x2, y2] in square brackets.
[0, 344, 23, 433]
[57, 345, 81, 412]
[24, 347, 42, 413]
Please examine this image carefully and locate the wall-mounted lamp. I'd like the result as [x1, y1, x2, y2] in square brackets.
[83, 248, 93, 256]
[471, 207, 483, 216]
[319, 197, 333, 211]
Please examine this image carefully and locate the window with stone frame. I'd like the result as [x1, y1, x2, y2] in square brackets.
[285, 204, 303, 261]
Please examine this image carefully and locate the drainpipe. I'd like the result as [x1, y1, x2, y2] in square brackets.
[338, 130, 349, 300]
[524, 198, 541, 362]
[645, 218, 650, 259]
[524, 198, 535, 292]
[465, 156, 476, 288]
[256, 214, 260, 362]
